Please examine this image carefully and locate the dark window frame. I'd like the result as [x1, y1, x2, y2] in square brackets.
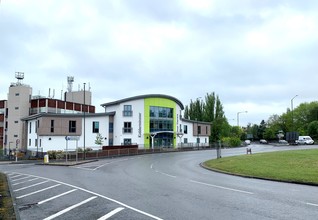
[69, 120, 76, 133]
[92, 121, 99, 133]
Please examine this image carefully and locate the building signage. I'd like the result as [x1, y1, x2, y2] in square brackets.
[65, 136, 80, 141]
[138, 113, 142, 137]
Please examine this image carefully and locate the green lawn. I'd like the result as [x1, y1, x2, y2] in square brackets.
[0, 172, 16, 219]
[203, 149, 318, 185]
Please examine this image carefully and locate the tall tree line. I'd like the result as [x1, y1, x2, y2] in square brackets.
[184, 92, 227, 142]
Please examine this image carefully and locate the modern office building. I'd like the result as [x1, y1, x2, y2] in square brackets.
[1, 74, 211, 155]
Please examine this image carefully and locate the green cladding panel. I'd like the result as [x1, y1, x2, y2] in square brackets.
[144, 97, 177, 149]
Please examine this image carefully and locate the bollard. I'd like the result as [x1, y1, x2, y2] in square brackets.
[44, 154, 49, 163]
[217, 140, 222, 159]
[246, 148, 252, 154]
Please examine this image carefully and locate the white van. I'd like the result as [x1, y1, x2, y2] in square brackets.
[297, 136, 314, 145]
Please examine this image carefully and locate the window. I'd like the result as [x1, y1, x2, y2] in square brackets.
[29, 122, 32, 133]
[15, 93, 20, 96]
[109, 138, 113, 146]
[123, 138, 132, 145]
[29, 139, 31, 146]
[69, 120, 76, 133]
[123, 122, 132, 133]
[198, 125, 201, 135]
[50, 120, 54, 133]
[15, 107, 19, 110]
[109, 122, 113, 133]
[123, 105, 133, 116]
[92, 121, 99, 133]
[184, 125, 188, 134]
[14, 121, 18, 124]
[14, 135, 18, 138]
[150, 106, 173, 118]
[35, 138, 38, 146]
[184, 138, 188, 143]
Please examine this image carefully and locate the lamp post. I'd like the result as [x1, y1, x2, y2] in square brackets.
[195, 97, 202, 148]
[237, 111, 248, 127]
[291, 95, 298, 131]
[83, 83, 86, 160]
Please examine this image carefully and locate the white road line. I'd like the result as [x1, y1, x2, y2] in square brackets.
[10, 174, 24, 179]
[38, 189, 78, 205]
[72, 166, 95, 171]
[11, 172, 163, 220]
[151, 163, 176, 178]
[190, 180, 254, 195]
[16, 184, 61, 199]
[43, 196, 97, 220]
[307, 202, 318, 207]
[12, 177, 39, 186]
[11, 176, 32, 182]
[155, 170, 177, 178]
[97, 207, 125, 220]
[93, 162, 112, 170]
[14, 180, 50, 192]
[74, 158, 130, 171]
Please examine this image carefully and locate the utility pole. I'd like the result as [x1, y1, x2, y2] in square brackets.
[83, 83, 86, 160]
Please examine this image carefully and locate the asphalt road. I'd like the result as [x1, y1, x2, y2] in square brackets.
[1, 144, 318, 220]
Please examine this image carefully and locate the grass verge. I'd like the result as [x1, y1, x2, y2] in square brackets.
[0, 172, 16, 219]
[203, 149, 318, 185]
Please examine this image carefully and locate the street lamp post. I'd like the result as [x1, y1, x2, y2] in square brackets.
[291, 95, 298, 131]
[83, 83, 86, 160]
[237, 111, 248, 127]
[195, 97, 202, 149]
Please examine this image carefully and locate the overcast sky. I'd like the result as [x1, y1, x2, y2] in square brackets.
[1, 0, 318, 127]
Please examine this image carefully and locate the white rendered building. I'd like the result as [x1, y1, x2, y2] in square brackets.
[22, 94, 211, 153]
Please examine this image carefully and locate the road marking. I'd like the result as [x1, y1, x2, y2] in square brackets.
[12, 178, 39, 186]
[74, 158, 130, 171]
[155, 170, 177, 178]
[38, 189, 78, 205]
[11, 176, 33, 182]
[307, 202, 318, 207]
[97, 207, 125, 220]
[10, 174, 24, 179]
[14, 180, 50, 192]
[17, 184, 61, 199]
[11, 172, 163, 220]
[43, 196, 97, 220]
[190, 180, 254, 195]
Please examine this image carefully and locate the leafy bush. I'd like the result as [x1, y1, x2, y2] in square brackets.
[47, 150, 64, 160]
[221, 137, 241, 148]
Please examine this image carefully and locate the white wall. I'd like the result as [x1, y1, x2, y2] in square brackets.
[111, 99, 144, 146]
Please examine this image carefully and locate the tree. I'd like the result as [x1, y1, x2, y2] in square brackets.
[308, 121, 318, 140]
[95, 133, 104, 148]
[257, 120, 266, 139]
[184, 92, 226, 143]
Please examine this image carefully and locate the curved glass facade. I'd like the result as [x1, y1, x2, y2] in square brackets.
[149, 106, 174, 147]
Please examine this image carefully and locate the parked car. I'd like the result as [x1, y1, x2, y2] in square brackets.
[278, 140, 288, 144]
[296, 136, 314, 145]
[260, 139, 267, 144]
[244, 140, 251, 145]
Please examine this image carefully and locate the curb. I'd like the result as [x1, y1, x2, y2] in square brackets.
[36, 159, 98, 166]
[6, 174, 21, 220]
[199, 162, 318, 187]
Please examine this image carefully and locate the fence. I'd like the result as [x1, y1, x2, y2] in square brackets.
[5, 142, 221, 161]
